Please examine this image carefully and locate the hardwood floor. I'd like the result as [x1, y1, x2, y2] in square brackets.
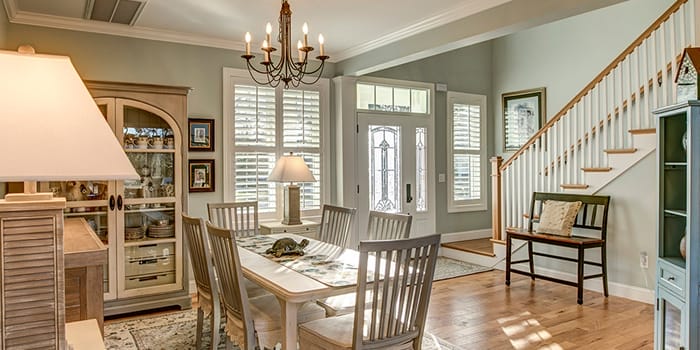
[426, 270, 654, 349]
[106, 269, 654, 349]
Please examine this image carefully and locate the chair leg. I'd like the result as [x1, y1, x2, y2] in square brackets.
[577, 247, 585, 305]
[209, 310, 221, 350]
[601, 245, 609, 297]
[196, 307, 204, 350]
[505, 235, 512, 286]
[527, 241, 535, 280]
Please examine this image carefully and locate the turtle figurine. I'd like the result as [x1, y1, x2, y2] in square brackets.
[265, 237, 309, 258]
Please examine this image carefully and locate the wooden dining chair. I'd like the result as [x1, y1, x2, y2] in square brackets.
[206, 222, 326, 350]
[316, 210, 412, 317]
[317, 204, 356, 247]
[367, 210, 412, 240]
[207, 201, 259, 237]
[299, 234, 441, 350]
[182, 214, 221, 350]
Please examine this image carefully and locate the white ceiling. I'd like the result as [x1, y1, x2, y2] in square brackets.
[4, 0, 513, 61]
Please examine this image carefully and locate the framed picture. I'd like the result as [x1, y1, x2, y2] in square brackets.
[188, 118, 214, 152]
[188, 159, 215, 192]
[502, 87, 546, 151]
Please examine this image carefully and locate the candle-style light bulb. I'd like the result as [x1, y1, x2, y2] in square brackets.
[244, 32, 251, 55]
[297, 40, 304, 63]
[318, 34, 325, 56]
[265, 22, 272, 45]
[262, 39, 270, 63]
[302, 22, 309, 47]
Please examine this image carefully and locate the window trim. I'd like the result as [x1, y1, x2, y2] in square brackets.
[355, 77, 433, 116]
[447, 91, 487, 213]
[222, 68, 330, 221]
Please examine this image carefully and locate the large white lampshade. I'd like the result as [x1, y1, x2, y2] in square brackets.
[268, 154, 316, 225]
[0, 47, 138, 184]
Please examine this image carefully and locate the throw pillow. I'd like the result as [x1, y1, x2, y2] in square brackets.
[536, 200, 582, 236]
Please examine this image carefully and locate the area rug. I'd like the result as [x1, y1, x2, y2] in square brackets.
[433, 256, 491, 281]
[104, 308, 463, 350]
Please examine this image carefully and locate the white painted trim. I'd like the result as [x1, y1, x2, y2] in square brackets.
[7, 8, 245, 51]
[189, 279, 196, 295]
[516, 266, 656, 304]
[440, 229, 492, 243]
[331, 0, 510, 61]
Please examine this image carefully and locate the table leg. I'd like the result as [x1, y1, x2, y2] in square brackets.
[277, 297, 300, 350]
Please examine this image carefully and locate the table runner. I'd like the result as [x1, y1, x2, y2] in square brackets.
[237, 235, 364, 287]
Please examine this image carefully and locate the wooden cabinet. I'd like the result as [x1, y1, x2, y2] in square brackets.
[41, 81, 191, 316]
[654, 101, 700, 350]
[64, 218, 108, 333]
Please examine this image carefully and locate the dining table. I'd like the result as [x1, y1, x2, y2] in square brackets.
[237, 233, 363, 350]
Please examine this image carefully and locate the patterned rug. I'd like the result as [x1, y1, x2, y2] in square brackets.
[433, 256, 491, 281]
[104, 308, 463, 349]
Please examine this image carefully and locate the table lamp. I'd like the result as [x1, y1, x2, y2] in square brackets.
[0, 46, 138, 349]
[267, 153, 316, 225]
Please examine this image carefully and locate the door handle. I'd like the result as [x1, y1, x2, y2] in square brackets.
[109, 195, 116, 211]
[406, 184, 413, 203]
[117, 195, 123, 211]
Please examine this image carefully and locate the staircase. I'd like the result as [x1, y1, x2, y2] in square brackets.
[488, 0, 694, 242]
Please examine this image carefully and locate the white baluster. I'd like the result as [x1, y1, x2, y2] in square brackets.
[623, 56, 632, 146]
[669, 11, 677, 103]
[634, 46, 642, 131]
[651, 29, 659, 114]
[659, 21, 668, 107]
[602, 74, 609, 164]
[593, 84, 600, 168]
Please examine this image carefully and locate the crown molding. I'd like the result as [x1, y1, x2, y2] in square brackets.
[6, 6, 246, 52]
[331, 0, 511, 62]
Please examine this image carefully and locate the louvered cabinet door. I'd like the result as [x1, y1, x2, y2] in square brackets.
[0, 204, 65, 350]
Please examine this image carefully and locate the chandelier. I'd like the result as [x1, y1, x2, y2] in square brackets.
[242, 0, 329, 88]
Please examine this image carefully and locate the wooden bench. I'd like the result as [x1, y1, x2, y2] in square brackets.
[505, 192, 611, 304]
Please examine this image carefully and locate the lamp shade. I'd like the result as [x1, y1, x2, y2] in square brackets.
[0, 48, 138, 181]
[267, 155, 316, 183]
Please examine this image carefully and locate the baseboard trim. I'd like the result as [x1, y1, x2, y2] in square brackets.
[440, 229, 492, 243]
[509, 265, 655, 304]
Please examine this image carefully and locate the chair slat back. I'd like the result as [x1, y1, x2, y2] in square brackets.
[207, 201, 259, 237]
[205, 222, 256, 349]
[318, 204, 356, 247]
[528, 192, 611, 239]
[182, 214, 218, 304]
[367, 211, 412, 241]
[353, 234, 440, 349]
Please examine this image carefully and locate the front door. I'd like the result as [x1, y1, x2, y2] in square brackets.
[356, 113, 435, 242]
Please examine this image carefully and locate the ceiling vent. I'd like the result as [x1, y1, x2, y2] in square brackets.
[85, 0, 145, 25]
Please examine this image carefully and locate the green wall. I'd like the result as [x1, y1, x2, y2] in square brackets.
[2, 21, 335, 219]
[368, 41, 494, 234]
[492, 0, 674, 154]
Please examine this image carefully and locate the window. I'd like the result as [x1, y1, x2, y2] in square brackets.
[223, 68, 329, 219]
[447, 92, 487, 212]
[357, 83, 429, 114]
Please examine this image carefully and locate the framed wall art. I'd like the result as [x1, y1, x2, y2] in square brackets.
[188, 118, 214, 152]
[502, 87, 546, 151]
[188, 159, 215, 192]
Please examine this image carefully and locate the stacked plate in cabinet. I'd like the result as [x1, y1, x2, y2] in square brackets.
[147, 223, 175, 238]
[125, 226, 145, 241]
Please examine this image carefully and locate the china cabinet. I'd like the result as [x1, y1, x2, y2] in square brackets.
[654, 101, 700, 350]
[41, 81, 191, 315]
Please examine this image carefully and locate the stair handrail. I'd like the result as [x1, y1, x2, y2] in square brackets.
[499, 0, 688, 172]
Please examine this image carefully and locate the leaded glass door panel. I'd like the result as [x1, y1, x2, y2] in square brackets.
[357, 114, 435, 243]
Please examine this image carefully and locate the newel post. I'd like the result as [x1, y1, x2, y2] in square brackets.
[490, 156, 503, 242]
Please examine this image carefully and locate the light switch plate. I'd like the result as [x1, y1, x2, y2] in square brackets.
[438, 173, 446, 183]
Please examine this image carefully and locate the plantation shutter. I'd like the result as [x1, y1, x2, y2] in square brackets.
[234, 85, 277, 212]
[283, 90, 321, 210]
[452, 103, 481, 202]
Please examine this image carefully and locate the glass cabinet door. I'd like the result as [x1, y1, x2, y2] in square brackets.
[117, 100, 182, 297]
[657, 287, 685, 350]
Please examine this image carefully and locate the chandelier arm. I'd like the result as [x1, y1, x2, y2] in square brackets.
[245, 60, 282, 87]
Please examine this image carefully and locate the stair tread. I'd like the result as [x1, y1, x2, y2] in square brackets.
[604, 148, 637, 154]
[581, 167, 613, 172]
[628, 128, 656, 135]
[560, 184, 590, 189]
